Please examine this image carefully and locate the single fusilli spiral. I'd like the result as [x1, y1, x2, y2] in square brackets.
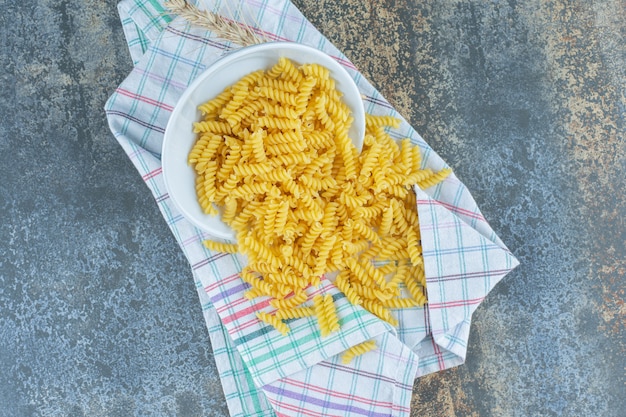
[256, 311, 290, 335]
[341, 340, 377, 364]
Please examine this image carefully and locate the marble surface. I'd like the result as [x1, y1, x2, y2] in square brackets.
[1, 0, 624, 416]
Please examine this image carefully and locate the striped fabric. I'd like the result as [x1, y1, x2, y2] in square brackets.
[105, 1, 519, 415]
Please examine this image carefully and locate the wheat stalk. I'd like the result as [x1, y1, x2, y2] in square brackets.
[165, 0, 264, 46]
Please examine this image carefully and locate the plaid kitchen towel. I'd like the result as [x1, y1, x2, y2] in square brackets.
[106, 0, 519, 415]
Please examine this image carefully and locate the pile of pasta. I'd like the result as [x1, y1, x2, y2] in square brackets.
[189, 57, 451, 338]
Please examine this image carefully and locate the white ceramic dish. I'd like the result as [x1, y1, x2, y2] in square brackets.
[162, 42, 365, 241]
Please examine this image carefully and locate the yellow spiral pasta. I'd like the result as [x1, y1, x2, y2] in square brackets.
[399, 138, 413, 168]
[300, 222, 324, 257]
[229, 200, 260, 231]
[220, 88, 249, 119]
[338, 138, 357, 181]
[265, 58, 286, 79]
[350, 280, 383, 300]
[323, 294, 341, 333]
[335, 270, 362, 306]
[376, 262, 397, 276]
[248, 262, 279, 276]
[287, 255, 314, 280]
[270, 290, 307, 310]
[191, 134, 222, 171]
[256, 311, 290, 336]
[362, 299, 398, 326]
[312, 236, 336, 277]
[302, 152, 331, 174]
[352, 220, 380, 244]
[417, 167, 453, 189]
[300, 63, 331, 80]
[260, 200, 280, 239]
[295, 76, 317, 115]
[298, 175, 323, 191]
[341, 340, 377, 364]
[365, 114, 401, 129]
[274, 201, 290, 235]
[314, 94, 334, 131]
[256, 116, 301, 130]
[241, 235, 282, 269]
[258, 76, 299, 93]
[388, 262, 410, 289]
[345, 257, 374, 288]
[383, 297, 420, 309]
[354, 203, 384, 221]
[325, 96, 350, 126]
[203, 240, 238, 254]
[406, 227, 422, 265]
[267, 101, 301, 118]
[232, 162, 273, 178]
[268, 152, 311, 168]
[304, 130, 334, 149]
[374, 236, 408, 260]
[412, 263, 427, 287]
[193, 120, 233, 135]
[216, 144, 241, 181]
[258, 167, 291, 183]
[229, 182, 272, 200]
[265, 141, 307, 156]
[240, 268, 275, 296]
[225, 100, 264, 127]
[278, 57, 303, 82]
[313, 295, 329, 336]
[265, 130, 304, 145]
[244, 287, 263, 300]
[189, 58, 452, 336]
[187, 136, 212, 163]
[316, 77, 336, 93]
[198, 88, 233, 116]
[200, 161, 218, 204]
[222, 197, 239, 225]
[404, 274, 428, 306]
[404, 169, 434, 186]
[246, 130, 265, 162]
[232, 69, 265, 89]
[358, 141, 382, 182]
[320, 202, 339, 238]
[378, 203, 394, 236]
[257, 86, 298, 106]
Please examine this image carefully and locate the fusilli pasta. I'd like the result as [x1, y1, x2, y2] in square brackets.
[188, 58, 452, 336]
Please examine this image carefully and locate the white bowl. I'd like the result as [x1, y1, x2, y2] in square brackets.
[162, 42, 365, 241]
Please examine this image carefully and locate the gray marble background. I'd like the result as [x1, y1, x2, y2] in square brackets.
[1, 0, 624, 416]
